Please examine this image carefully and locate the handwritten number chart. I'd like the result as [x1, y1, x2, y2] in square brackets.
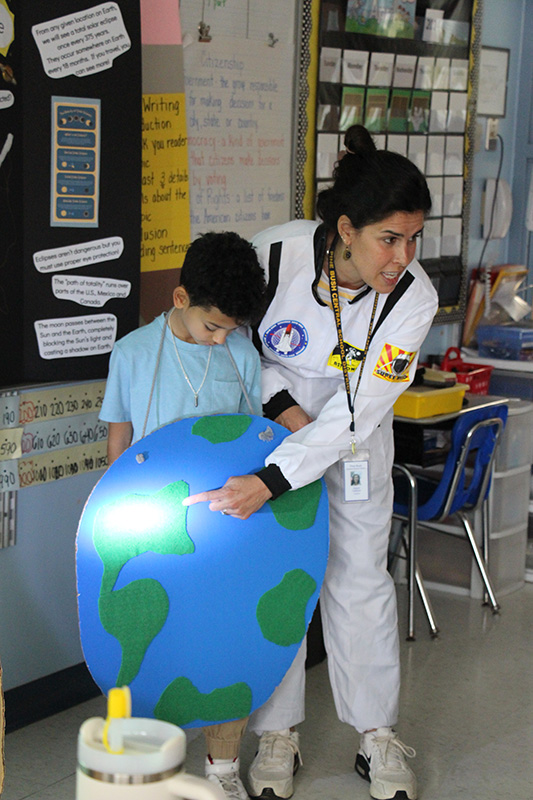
[0, 382, 108, 496]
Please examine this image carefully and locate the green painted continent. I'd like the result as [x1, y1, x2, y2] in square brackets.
[268, 480, 322, 530]
[192, 415, 252, 444]
[99, 578, 169, 686]
[93, 480, 193, 592]
[93, 480, 193, 687]
[155, 677, 252, 727]
[257, 569, 317, 646]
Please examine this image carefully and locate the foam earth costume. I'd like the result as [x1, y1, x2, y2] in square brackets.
[85, 313, 330, 730]
[249, 219, 438, 734]
[76, 414, 329, 726]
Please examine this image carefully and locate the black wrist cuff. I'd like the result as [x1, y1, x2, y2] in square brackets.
[263, 390, 298, 421]
[255, 464, 292, 500]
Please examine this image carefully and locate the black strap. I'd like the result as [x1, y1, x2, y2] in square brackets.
[328, 242, 378, 449]
[311, 223, 328, 306]
[252, 240, 283, 353]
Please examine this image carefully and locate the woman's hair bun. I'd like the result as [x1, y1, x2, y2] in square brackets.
[316, 123, 431, 230]
[343, 124, 376, 156]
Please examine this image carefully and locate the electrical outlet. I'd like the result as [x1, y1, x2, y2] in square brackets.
[485, 118, 499, 150]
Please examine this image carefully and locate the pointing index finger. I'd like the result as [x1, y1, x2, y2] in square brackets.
[182, 489, 221, 507]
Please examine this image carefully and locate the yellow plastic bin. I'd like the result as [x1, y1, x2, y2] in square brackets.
[393, 384, 467, 419]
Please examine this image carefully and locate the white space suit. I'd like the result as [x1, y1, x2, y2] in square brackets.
[250, 219, 438, 733]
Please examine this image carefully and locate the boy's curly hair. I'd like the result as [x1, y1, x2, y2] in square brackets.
[180, 231, 266, 325]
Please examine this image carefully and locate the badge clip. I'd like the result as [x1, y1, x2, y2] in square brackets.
[340, 449, 370, 503]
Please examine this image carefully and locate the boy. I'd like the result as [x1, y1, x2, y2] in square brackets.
[100, 230, 267, 799]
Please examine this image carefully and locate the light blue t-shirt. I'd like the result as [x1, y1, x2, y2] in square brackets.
[100, 313, 262, 442]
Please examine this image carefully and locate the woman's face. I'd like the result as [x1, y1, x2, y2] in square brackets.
[337, 210, 425, 294]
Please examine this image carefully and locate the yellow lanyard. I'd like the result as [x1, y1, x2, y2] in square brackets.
[328, 246, 379, 453]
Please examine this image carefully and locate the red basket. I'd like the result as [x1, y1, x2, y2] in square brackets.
[440, 347, 493, 395]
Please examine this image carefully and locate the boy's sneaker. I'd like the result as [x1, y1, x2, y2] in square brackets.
[205, 756, 249, 800]
[247, 729, 302, 799]
[355, 727, 417, 800]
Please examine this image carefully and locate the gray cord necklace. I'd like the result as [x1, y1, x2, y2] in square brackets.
[141, 307, 255, 441]
[167, 308, 212, 407]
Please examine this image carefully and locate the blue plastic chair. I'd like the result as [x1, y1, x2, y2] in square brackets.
[392, 402, 508, 639]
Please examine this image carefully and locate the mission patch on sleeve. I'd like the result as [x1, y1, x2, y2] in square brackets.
[373, 344, 416, 382]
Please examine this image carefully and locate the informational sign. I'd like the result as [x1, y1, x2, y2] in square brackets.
[31, 2, 131, 80]
[0, 395, 18, 429]
[141, 93, 190, 272]
[52, 274, 131, 308]
[34, 237, 130, 308]
[179, 0, 294, 42]
[0, 427, 22, 462]
[34, 314, 117, 360]
[33, 236, 123, 273]
[50, 96, 101, 227]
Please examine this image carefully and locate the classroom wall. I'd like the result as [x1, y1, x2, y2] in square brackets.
[2, 0, 531, 696]
[422, 0, 529, 358]
[0, 470, 103, 691]
[1, 0, 302, 701]
[468, 0, 525, 271]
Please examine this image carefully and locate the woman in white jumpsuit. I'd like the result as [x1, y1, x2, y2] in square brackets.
[186, 125, 439, 800]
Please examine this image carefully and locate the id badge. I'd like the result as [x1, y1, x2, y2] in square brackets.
[340, 449, 370, 503]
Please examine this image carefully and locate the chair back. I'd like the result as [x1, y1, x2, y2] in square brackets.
[420, 403, 508, 521]
[442, 405, 508, 516]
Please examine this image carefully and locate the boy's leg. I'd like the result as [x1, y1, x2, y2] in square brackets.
[203, 717, 249, 760]
[204, 718, 249, 800]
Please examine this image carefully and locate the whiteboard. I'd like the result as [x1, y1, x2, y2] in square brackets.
[180, 0, 298, 239]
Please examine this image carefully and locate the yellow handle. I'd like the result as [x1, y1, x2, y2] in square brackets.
[102, 686, 131, 754]
[108, 686, 132, 718]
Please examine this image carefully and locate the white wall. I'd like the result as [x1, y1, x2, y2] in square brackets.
[0, 471, 103, 690]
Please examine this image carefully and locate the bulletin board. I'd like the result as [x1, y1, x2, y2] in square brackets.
[314, 0, 483, 324]
[0, 1, 142, 386]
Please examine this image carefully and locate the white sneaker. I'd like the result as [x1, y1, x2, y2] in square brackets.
[247, 729, 302, 799]
[205, 756, 249, 800]
[355, 727, 417, 800]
